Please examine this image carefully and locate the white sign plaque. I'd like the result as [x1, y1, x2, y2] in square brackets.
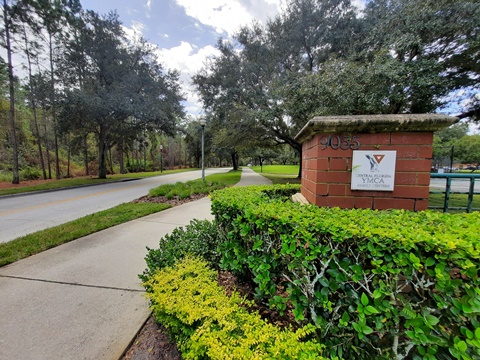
[351, 150, 396, 191]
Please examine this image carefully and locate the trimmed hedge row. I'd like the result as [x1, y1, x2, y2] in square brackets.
[145, 256, 326, 359]
[210, 184, 480, 360]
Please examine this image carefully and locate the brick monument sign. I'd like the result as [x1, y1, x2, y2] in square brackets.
[295, 114, 458, 211]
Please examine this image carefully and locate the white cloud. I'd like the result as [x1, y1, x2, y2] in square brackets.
[175, 0, 282, 35]
[237, 0, 284, 22]
[122, 21, 146, 41]
[156, 42, 220, 115]
[144, 0, 152, 17]
[132, 20, 146, 35]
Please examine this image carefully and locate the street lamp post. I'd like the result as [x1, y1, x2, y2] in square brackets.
[199, 118, 206, 181]
[159, 144, 163, 173]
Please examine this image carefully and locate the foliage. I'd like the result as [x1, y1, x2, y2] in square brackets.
[0, 202, 170, 267]
[148, 170, 241, 199]
[433, 123, 469, 160]
[210, 185, 480, 359]
[455, 135, 480, 166]
[435, 123, 470, 144]
[145, 256, 326, 359]
[59, 11, 184, 179]
[193, 0, 480, 168]
[141, 219, 223, 283]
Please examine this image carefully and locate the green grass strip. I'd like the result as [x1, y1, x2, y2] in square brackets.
[0, 169, 197, 196]
[0, 202, 171, 267]
[249, 165, 300, 184]
[249, 165, 299, 175]
[149, 170, 242, 198]
[428, 193, 480, 212]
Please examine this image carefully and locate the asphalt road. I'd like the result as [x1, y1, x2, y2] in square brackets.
[0, 168, 229, 244]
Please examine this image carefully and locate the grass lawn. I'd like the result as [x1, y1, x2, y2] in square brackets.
[428, 193, 480, 212]
[250, 165, 299, 175]
[249, 165, 301, 184]
[0, 168, 197, 197]
[0, 169, 241, 267]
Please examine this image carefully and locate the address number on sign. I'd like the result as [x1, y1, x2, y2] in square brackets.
[319, 135, 361, 150]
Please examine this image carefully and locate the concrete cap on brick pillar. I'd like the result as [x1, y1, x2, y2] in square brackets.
[295, 114, 459, 144]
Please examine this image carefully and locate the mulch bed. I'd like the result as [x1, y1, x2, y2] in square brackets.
[132, 193, 208, 207]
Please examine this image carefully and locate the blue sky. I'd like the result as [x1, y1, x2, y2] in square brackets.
[79, 0, 290, 118]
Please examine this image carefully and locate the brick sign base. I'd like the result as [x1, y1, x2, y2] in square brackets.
[295, 115, 458, 211]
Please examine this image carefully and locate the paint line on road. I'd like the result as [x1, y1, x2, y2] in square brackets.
[0, 182, 145, 216]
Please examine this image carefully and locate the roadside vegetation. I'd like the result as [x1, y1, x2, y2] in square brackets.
[0, 169, 196, 197]
[0, 170, 241, 267]
[148, 170, 241, 199]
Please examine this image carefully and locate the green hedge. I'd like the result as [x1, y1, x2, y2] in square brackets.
[210, 185, 480, 360]
[145, 256, 326, 359]
[140, 219, 223, 284]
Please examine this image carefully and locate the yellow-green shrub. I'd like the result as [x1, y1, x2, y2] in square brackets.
[145, 256, 326, 359]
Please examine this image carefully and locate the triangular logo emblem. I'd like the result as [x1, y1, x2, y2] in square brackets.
[374, 155, 385, 164]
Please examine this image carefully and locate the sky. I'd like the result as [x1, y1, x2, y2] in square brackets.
[79, 0, 288, 118]
[79, 0, 368, 120]
[78, 0, 476, 132]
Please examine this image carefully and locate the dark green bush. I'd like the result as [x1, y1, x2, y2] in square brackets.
[210, 185, 480, 360]
[148, 180, 227, 199]
[140, 219, 224, 283]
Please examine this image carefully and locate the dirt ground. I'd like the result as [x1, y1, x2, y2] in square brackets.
[121, 316, 182, 360]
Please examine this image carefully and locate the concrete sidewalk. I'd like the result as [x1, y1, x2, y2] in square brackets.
[0, 167, 270, 360]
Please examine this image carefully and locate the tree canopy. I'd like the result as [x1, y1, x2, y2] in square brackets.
[193, 0, 480, 174]
[1, 1, 185, 180]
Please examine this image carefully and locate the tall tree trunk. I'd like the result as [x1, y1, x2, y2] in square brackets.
[143, 144, 147, 170]
[231, 151, 238, 170]
[67, 134, 71, 178]
[23, 25, 47, 180]
[125, 146, 130, 172]
[49, 33, 60, 179]
[84, 134, 89, 176]
[108, 147, 114, 174]
[98, 125, 108, 179]
[4, 0, 19, 184]
[43, 114, 52, 179]
[119, 140, 125, 174]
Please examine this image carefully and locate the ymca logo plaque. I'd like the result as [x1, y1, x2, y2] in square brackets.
[351, 151, 396, 191]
